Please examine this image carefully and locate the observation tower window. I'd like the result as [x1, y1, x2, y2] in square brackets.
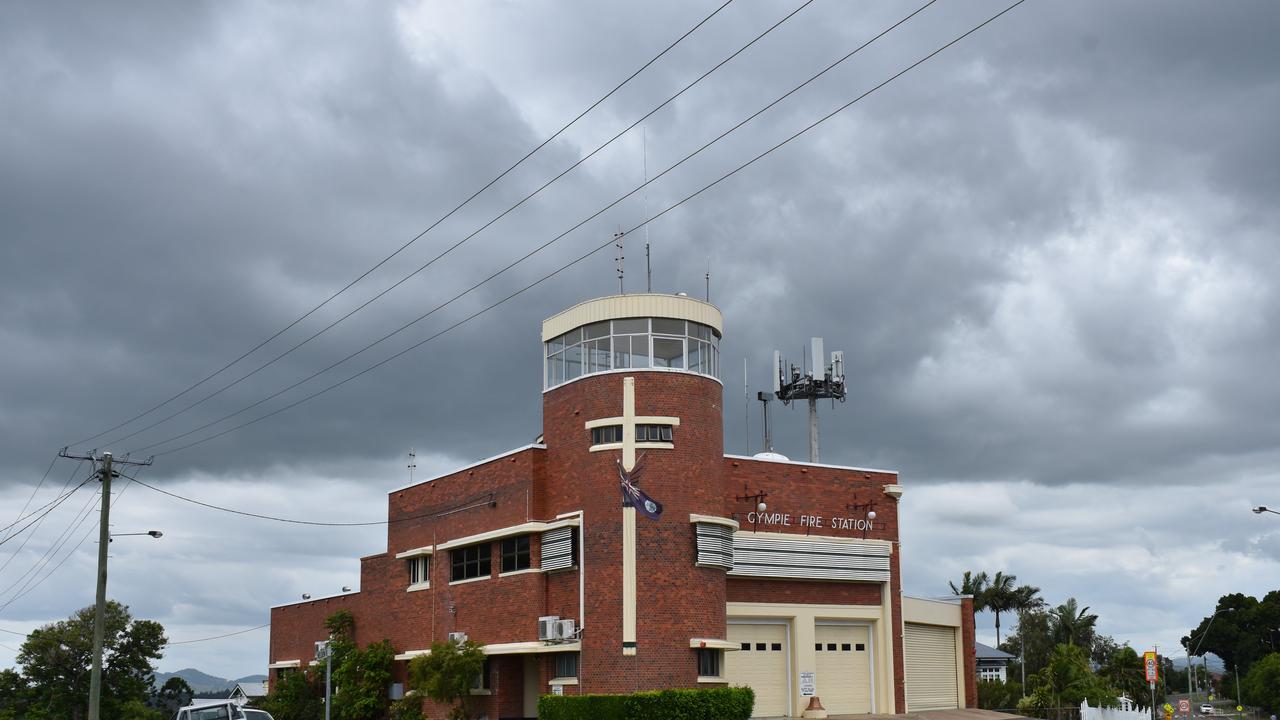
[545, 318, 720, 389]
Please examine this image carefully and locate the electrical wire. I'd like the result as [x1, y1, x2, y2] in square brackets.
[0, 459, 85, 576]
[68, 0, 737, 451]
[98, 0, 814, 451]
[0, 476, 95, 545]
[0, 475, 136, 613]
[126, 0, 945, 459]
[0, 455, 58, 544]
[0, 482, 99, 599]
[166, 623, 270, 646]
[129, 474, 496, 527]
[0, 627, 25, 636]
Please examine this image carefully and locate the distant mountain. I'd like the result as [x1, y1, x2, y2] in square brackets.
[1170, 654, 1226, 674]
[152, 668, 264, 693]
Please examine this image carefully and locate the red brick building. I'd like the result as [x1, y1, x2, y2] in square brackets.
[268, 294, 977, 718]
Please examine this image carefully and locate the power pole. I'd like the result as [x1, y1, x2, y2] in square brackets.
[59, 448, 152, 720]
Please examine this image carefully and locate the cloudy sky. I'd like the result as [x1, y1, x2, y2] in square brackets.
[2, 0, 1278, 679]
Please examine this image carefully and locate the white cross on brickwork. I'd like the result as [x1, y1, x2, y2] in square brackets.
[584, 376, 679, 655]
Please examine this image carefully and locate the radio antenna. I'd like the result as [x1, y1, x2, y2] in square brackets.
[614, 230, 625, 294]
[773, 339, 846, 462]
[643, 125, 652, 292]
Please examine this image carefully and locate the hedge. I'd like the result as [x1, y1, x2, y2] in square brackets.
[538, 687, 755, 720]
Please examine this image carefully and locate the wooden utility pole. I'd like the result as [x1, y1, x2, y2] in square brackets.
[58, 448, 152, 720]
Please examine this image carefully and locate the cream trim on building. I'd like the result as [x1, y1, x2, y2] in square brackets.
[394, 546, 433, 559]
[267, 660, 301, 669]
[435, 518, 579, 551]
[728, 533, 892, 582]
[541, 293, 723, 341]
[483, 641, 581, 655]
[688, 638, 742, 651]
[688, 514, 740, 530]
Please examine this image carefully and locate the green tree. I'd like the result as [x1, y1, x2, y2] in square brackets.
[1051, 598, 1098, 648]
[1099, 646, 1146, 703]
[950, 570, 991, 607]
[152, 676, 194, 716]
[1002, 606, 1055, 684]
[1241, 652, 1280, 712]
[323, 609, 396, 720]
[260, 670, 326, 720]
[1184, 592, 1280, 678]
[1019, 644, 1119, 712]
[0, 668, 30, 720]
[985, 572, 1020, 646]
[408, 639, 486, 720]
[15, 600, 166, 720]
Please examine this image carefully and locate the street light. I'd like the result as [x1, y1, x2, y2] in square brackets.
[1188, 608, 1235, 698]
[109, 530, 163, 542]
[1253, 506, 1279, 516]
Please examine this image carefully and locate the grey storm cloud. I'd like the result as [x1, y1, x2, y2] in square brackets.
[2, 0, 1279, 677]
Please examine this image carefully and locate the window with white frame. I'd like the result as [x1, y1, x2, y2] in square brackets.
[635, 424, 673, 443]
[451, 543, 491, 582]
[545, 318, 721, 389]
[407, 555, 429, 586]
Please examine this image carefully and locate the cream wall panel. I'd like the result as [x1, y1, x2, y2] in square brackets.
[815, 624, 872, 714]
[901, 596, 963, 627]
[541, 294, 724, 340]
[725, 623, 789, 718]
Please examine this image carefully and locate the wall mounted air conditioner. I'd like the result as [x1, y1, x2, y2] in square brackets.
[555, 619, 576, 641]
[538, 616, 560, 641]
[448, 632, 468, 644]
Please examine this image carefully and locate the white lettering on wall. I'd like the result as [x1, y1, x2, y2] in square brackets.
[745, 511, 877, 533]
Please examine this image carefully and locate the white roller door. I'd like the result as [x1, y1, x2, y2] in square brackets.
[814, 624, 872, 714]
[904, 623, 959, 711]
[726, 623, 789, 717]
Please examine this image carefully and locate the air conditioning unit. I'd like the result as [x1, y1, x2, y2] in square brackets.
[538, 616, 560, 641]
[448, 632, 468, 644]
[555, 619, 576, 641]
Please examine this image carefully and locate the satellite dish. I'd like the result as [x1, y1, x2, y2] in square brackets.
[753, 451, 789, 462]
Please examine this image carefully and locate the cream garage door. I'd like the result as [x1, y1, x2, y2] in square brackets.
[815, 624, 872, 714]
[726, 623, 789, 717]
[904, 622, 959, 711]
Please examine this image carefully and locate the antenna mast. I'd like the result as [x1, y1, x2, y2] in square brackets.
[773, 339, 846, 462]
[644, 125, 652, 293]
[614, 230, 625, 294]
[408, 448, 416, 485]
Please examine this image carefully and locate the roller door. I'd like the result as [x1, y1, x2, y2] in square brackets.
[904, 622, 959, 711]
[814, 624, 872, 714]
[726, 623, 789, 717]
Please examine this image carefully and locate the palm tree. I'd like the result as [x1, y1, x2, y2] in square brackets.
[985, 572, 1019, 646]
[1051, 597, 1098, 647]
[949, 570, 991, 611]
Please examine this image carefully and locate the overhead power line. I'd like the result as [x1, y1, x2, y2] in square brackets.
[166, 623, 270, 646]
[0, 476, 136, 613]
[129, 474, 496, 527]
[126, 0, 944, 458]
[68, 0, 737, 451]
[0, 455, 58, 545]
[0, 464, 96, 598]
[0, 459, 85, 577]
[98, 0, 814, 451]
[0, 476, 95, 545]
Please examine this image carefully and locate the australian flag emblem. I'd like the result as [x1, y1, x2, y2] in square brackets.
[617, 457, 663, 520]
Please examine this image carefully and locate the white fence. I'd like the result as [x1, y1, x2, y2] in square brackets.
[1081, 699, 1150, 720]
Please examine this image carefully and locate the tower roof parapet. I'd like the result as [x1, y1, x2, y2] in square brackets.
[542, 293, 722, 342]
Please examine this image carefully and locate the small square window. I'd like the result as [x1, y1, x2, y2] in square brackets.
[815, 643, 823, 651]
[755, 643, 766, 651]
[827, 643, 837, 651]
[841, 643, 852, 652]
[855, 643, 866, 651]
[771, 643, 782, 651]
[741, 642, 751, 651]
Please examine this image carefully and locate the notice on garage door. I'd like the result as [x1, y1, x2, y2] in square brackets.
[799, 671, 816, 697]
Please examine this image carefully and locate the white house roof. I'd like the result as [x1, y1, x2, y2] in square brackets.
[233, 681, 268, 698]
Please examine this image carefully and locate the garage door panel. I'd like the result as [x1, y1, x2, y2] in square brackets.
[904, 623, 959, 711]
[815, 625, 871, 714]
[726, 624, 789, 718]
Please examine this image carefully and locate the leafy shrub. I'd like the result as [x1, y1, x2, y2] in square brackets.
[538, 687, 754, 720]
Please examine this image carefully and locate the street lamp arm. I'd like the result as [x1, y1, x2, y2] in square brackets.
[1254, 505, 1280, 516]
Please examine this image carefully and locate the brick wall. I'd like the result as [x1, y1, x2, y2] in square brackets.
[961, 595, 978, 708]
[541, 371, 728, 693]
